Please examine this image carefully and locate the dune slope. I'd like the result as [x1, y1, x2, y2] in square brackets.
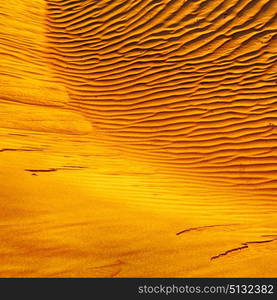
[0, 0, 276, 277]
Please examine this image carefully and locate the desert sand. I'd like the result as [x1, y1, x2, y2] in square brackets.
[0, 0, 276, 277]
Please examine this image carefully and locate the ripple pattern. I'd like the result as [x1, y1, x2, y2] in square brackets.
[45, 0, 277, 192]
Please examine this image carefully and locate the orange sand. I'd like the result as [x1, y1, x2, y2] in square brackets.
[0, 0, 276, 277]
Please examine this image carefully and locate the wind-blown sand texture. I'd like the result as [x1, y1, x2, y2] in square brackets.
[0, 0, 276, 277]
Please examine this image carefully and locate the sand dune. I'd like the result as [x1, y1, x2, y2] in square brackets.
[0, 0, 276, 277]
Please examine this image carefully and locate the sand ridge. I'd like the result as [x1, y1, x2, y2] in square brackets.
[0, 0, 276, 277]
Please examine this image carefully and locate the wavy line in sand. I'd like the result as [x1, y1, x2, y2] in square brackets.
[211, 237, 277, 260]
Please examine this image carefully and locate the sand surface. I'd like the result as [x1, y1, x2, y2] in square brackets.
[0, 0, 276, 277]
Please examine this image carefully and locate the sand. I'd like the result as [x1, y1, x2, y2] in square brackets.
[0, 0, 276, 277]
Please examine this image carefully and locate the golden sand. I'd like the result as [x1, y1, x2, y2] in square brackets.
[0, 0, 276, 277]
